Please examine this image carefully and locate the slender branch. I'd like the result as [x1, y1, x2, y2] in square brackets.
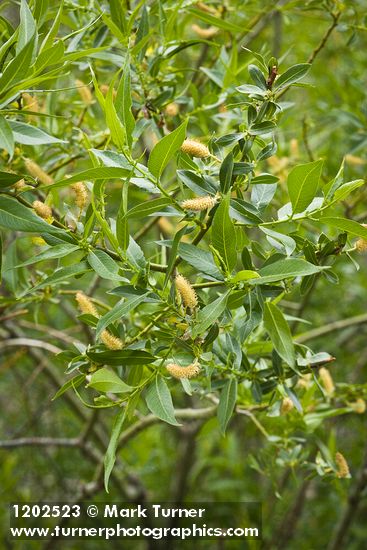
[1, 338, 61, 354]
[296, 313, 367, 344]
[0, 437, 80, 448]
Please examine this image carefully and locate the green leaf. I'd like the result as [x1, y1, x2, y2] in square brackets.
[191, 291, 230, 338]
[164, 226, 187, 288]
[17, 0, 37, 53]
[104, 408, 126, 493]
[87, 250, 124, 281]
[217, 378, 237, 434]
[0, 35, 36, 93]
[8, 121, 66, 145]
[52, 374, 86, 401]
[87, 367, 132, 393]
[320, 217, 367, 239]
[252, 258, 327, 284]
[96, 293, 149, 338]
[211, 196, 237, 273]
[43, 167, 131, 190]
[231, 270, 260, 283]
[263, 302, 295, 368]
[178, 243, 224, 280]
[148, 119, 188, 178]
[287, 160, 323, 214]
[329, 180, 364, 204]
[105, 73, 126, 151]
[0, 196, 73, 241]
[87, 349, 155, 366]
[0, 115, 14, 156]
[0, 171, 23, 189]
[115, 55, 135, 148]
[274, 63, 311, 90]
[186, 7, 244, 32]
[15, 243, 80, 268]
[28, 262, 91, 293]
[250, 121, 276, 135]
[127, 197, 172, 218]
[145, 376, 181, 426]
[248, 64, 267, 90]
[219, 152, 234, 194]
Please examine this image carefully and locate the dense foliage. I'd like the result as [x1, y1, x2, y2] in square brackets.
[1, 1, 367, 548]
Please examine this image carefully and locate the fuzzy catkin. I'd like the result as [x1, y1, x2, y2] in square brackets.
[75, 292, 99, 317]
[335, 452, 350, 478]
[100, 330, 123, 350]
[22, 92, 39, 112]
[356, 224, 367, 252]
[350, 398, 366, 414]
[181, 139, 210, 158]
[75, 292, 123, 349]
[32, 200, 52, 221]
[181, 195, 217, 212]
[175, 274, 198, 309]
[24, 158, 53, 185]
[281, 397, 294, 415]
[191, 24, 218, 38]
[166, 361, 201, 379]
[72, 182, 88, 210]
[319, 367, 335, 396]
[165, 102, 179, 116]
[75, 79, 93, 105]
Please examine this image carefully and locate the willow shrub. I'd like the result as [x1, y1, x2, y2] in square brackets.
[0, 0, 366, 492]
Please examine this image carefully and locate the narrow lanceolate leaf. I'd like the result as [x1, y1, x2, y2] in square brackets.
[0, 115, 14, 156]
[43, 167, 131, 190]
[191, 291, 230, 338]
[211, 196, 237, 273]
[252, 258, 327, 284]
[320, 218, 367, 239]
[145, 376, 181, 426]
[287, 160, 323, 214]
[0, 171, 23, 189]
[148, 119, 188, 178]
[104, 408, 126, 492]
[9, 121, 66, 145]
[87, 250, 124, 281]
[15, 243, 80, 268]
[274, 63, 311, 90]
[263, 302, 295, 368]
[87, 367, 132, 394]
[126, 198, 172, 218]
[96, 293, 149, 337]
[217, 378, 237, 434]
[116, 55, 135, 147]
[87, 349, 155, 366]
[17, 0, 36, 53]
[178, 243, 224, 280]
[0, 196, 73, 241]
[28, 262, 91, 293]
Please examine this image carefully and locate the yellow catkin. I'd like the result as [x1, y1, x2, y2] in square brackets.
[166, 361, 201, 379]
[75, 292, 123, 348]
[75, 79, 93, 105]
[335, 452, 350, 478]
[32, 200, 52, 221]
[181, 195, 217, 211]
[100, 84, 117, 99]
[319, 367, 335, 396]
[345, 154, 366, 166]
[181, 139, 210, 158]
[175, 274, 198, 309]
[100, 330, 123, 350]
[13, 179, 26, 191]
[349, 398, 366, 414]
[196, 2, 217, 14]
[290, 138, 299, 159]
[281, 397, 294, 415]
[24, 158, 54, 185]
[157, 217, 174, 235]
[191, 24, 218, 38]
[296, 373, 312, 390]
[355, 224, 367, 253]
[22, 92, 39, 112]
[75, 292, 99, 317]
[31, 236, 47, 246]
[71, 182, 88, 210]
[165, 102, 179, 116]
